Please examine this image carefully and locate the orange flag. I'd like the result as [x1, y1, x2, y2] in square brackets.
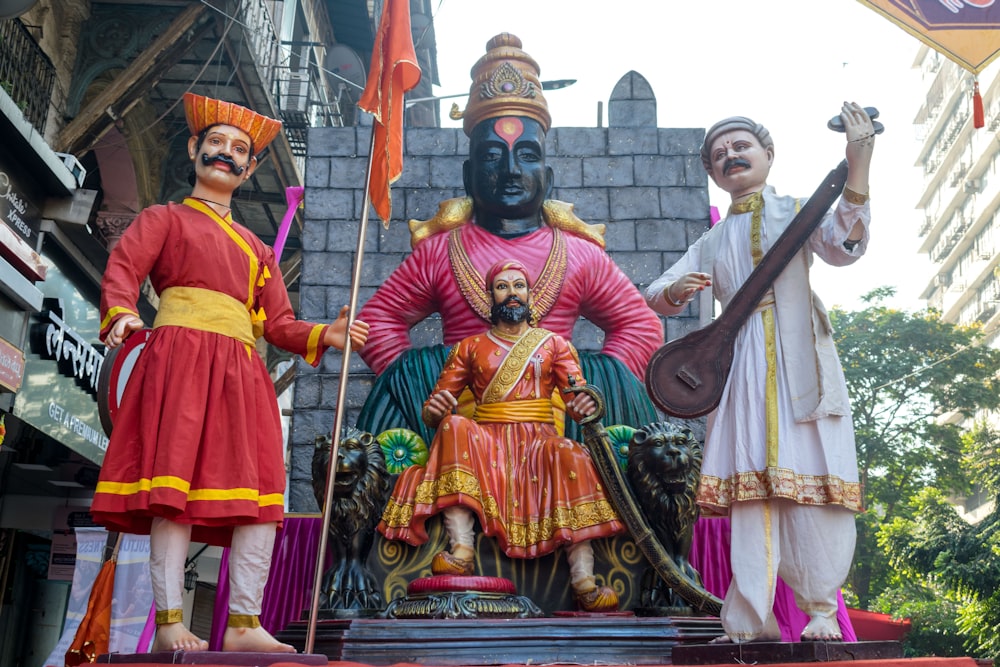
[65, 535, 119, 666]
[358, 0, 421, 226]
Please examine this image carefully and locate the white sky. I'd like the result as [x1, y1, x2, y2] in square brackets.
[424, 0, 933, 311]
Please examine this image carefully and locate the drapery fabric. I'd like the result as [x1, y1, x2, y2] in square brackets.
[210, 516, 854, 643]
[209, 517, 329, 650]
[690, 516, 856, 642]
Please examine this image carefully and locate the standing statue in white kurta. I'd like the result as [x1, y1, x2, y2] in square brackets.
[645, 103, 875, 643]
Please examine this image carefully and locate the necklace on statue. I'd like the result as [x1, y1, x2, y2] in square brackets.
[192, 196, 231, 211]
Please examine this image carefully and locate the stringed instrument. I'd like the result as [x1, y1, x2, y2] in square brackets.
[645, 106, 882, 419]
[644, 161, 849, 419]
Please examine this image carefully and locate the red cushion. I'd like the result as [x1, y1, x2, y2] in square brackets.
[407, 575, 517, 595]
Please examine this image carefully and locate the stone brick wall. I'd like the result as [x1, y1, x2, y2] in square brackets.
[288, 71, 710, 511]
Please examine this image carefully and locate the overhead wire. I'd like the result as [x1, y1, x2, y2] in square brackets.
[74, 0, 454, 165]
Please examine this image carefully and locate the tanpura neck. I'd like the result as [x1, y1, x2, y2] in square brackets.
[475, 213, 544, 239]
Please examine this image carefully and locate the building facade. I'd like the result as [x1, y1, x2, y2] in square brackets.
[916, 47, 1000, 342]
[0, 1, 439, 662]
[913, 46, 1000, 522]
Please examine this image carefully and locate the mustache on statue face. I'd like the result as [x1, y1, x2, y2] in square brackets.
[201, 153, 247, 175]
[491, 296, 530, 324]
[722, 157, 752, 175]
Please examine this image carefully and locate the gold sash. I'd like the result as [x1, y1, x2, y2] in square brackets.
[474, 398, 554, 424]
[481, 328, 553, 404]
[153, 286, 255, 346]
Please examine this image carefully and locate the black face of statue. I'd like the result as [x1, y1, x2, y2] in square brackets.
[464, 116, 553, 238]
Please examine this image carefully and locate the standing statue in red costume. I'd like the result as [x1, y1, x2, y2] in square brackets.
[91, 93, 368, 653]
[356, 33, 663, 444]
[379, 259, 626, 611]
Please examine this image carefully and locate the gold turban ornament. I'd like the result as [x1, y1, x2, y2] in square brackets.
[452, 33, 551, 136]
[183, 92, 282, 154]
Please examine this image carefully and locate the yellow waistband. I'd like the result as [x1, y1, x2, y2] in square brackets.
[153, 286, 255, 346]
[474, 399, 555, 424]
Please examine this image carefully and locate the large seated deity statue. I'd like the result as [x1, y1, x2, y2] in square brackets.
[356, 33, 664, 446]
[378, 259, 627, 612]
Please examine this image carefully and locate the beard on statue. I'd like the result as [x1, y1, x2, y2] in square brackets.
[491, 297, 530, 325]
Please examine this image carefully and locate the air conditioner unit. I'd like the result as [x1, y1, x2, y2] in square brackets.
[54, 152, 87, 188]
[977, 302, 996, 322]
[950, 281, 967, 292]
[950, 164, 968, 186]
[935, 274, 949, 287]
[280, 70, 310, 113]
[965, 179, 982, 194]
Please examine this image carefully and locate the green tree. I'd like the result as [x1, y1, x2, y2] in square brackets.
[877, 423, 1000, 658]
[829, 287, 1000, 607]
[869, 576, 966, 658]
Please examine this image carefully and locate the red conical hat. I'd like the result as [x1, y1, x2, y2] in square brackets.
[183, 92, 282, 153]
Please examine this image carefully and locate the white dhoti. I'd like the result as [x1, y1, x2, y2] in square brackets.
[722, 499, 856, 641]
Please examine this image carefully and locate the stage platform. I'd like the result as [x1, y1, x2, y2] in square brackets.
[95, 656, 983, 667]
[275, 615, 721, 664]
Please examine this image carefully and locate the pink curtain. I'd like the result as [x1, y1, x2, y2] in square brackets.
[210, 518, 329, 650]
[690, 516, 856, 642]
[209, 516, 854, 646]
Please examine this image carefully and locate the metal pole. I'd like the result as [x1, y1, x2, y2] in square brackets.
[304, 127, 378, 654]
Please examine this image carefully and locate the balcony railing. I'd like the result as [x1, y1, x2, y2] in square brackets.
[0, 18, 55, 133]
[237, 0, 280, 95]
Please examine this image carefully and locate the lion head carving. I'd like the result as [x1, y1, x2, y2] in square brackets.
[312, 427, 391, 612]
[626, 421, 704, 609]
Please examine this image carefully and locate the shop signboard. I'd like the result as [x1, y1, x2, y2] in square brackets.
[13, 255, 108, 465]
[0, 335, 25, 392]
[0, 165, 42, 245]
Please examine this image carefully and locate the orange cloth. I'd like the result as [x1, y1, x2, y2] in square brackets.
[65, 556, 115, 666]
[92, 200, 329, 547]
[358, 0, 421, 224]
[378, 329, 625, 558]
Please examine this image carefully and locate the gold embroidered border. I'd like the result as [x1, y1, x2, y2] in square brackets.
[764, 500, 774, 601]
[447, 227, 567, 323]
[747, 197, 781, 468]
[729, 190, 763, 216]
[842, 186, 869, 205]
[481, 328, 553, 404]
[155, 609, 183, 625]
[382, 469, 620, 548]
[698, 468, 863, 512]
[762, 307, 779, 468]
[227, 613, 261, 628]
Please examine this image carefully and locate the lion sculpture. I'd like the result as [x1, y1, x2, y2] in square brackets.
[626, 421, 705, 611]
[312, 427, 391, 613]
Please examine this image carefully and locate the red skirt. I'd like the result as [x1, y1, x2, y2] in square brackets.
[91, 326, 285, 547]
[379, 414, 625, 558]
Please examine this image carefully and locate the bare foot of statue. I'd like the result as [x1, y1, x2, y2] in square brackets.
[709, 629, 782, 644]
[222, 625, 297, 653]
[151, 623, 209, 652]
[801, 613, 842, 642]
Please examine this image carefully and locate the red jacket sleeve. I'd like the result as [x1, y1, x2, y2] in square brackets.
[99, 206, 170, 339]
[256, 246, 330, 367]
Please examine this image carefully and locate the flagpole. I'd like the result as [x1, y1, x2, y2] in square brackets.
[304, 126, 378, 654]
